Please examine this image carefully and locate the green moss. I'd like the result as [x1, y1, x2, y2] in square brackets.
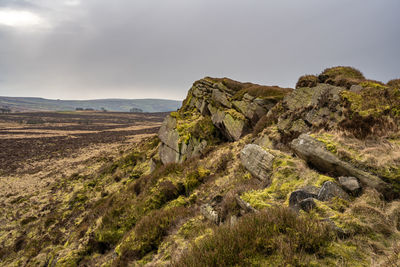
[314, 175, 336, 187]
[225, 108, 246, 121]
[359, 80, 387, 90]
[312, 133, 338, 154]
[240, 190, 272, 210]
[323, 242, 368, 266]
[184, 167, 210, 195]
[165, 196, 188, 209]
[177, 216, 206, 240]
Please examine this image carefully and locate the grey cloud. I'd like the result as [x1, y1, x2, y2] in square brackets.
[0, 0, 399, 100]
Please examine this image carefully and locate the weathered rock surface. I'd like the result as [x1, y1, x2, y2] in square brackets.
[240, 144, 275, 181]
[289, 189, 318, 209]
[338, 176, 361, 196]
[267, 84, 347, 141]
[318, 181, 349, 201]
[291, 134, 389, 194]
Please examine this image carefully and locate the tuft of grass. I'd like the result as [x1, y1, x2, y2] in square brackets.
[173, 206, 334, 267]
[296, 75, 319, 89]
[115, 206, 191, 264]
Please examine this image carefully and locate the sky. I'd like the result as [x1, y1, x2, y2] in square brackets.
[0, 0, 399, 100]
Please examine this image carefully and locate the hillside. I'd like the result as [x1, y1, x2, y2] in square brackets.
[1, 67, 400, 266]
[0, 97, 182, 113]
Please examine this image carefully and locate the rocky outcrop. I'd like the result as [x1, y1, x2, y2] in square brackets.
[158, 77, 292, 164]
[184, 78, 289, 141]
[290, 134, 389, 194]
[240, 144, 275, 182]
[269, 84, 346, 141]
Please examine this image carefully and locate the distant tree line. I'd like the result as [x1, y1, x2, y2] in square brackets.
[130, 108, 143, 113]
[74, 107, 143, 112]
[75, 107, 96, 111]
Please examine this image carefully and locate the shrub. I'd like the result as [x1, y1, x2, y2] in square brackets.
[174, 206, 334, 266]
[388, 79, 400, 88]
[296, 75, 319, 89]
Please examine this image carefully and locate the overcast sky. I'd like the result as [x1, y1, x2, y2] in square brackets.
[0, 0, 399, 100]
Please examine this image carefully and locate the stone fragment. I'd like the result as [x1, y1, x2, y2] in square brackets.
[318, 181, 350, 201]
[338, 176, 361, 196]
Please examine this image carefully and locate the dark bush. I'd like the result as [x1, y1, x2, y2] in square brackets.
[388, 79, 400, 88]
[296, 75, 319, 89]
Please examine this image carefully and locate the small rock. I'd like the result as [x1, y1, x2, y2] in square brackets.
[299, 198, 316, 212]
[338, 176, 361, 196]
[318, 181, 349, 201]
[289, 189, 318, 208]
[149, 158, 157, 173]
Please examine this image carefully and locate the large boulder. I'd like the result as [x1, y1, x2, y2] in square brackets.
[290, 134, 388, 194]
[240, 144, 275, 181]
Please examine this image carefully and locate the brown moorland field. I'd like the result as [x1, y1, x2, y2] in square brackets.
[0, 111, 167, 175]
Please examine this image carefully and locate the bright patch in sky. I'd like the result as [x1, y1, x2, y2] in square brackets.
[0, 9, 44, 28]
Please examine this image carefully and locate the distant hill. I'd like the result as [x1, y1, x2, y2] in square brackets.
[0, 96, 182, 112]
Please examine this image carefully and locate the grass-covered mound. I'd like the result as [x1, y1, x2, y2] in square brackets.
[296, 66, 365, 89]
